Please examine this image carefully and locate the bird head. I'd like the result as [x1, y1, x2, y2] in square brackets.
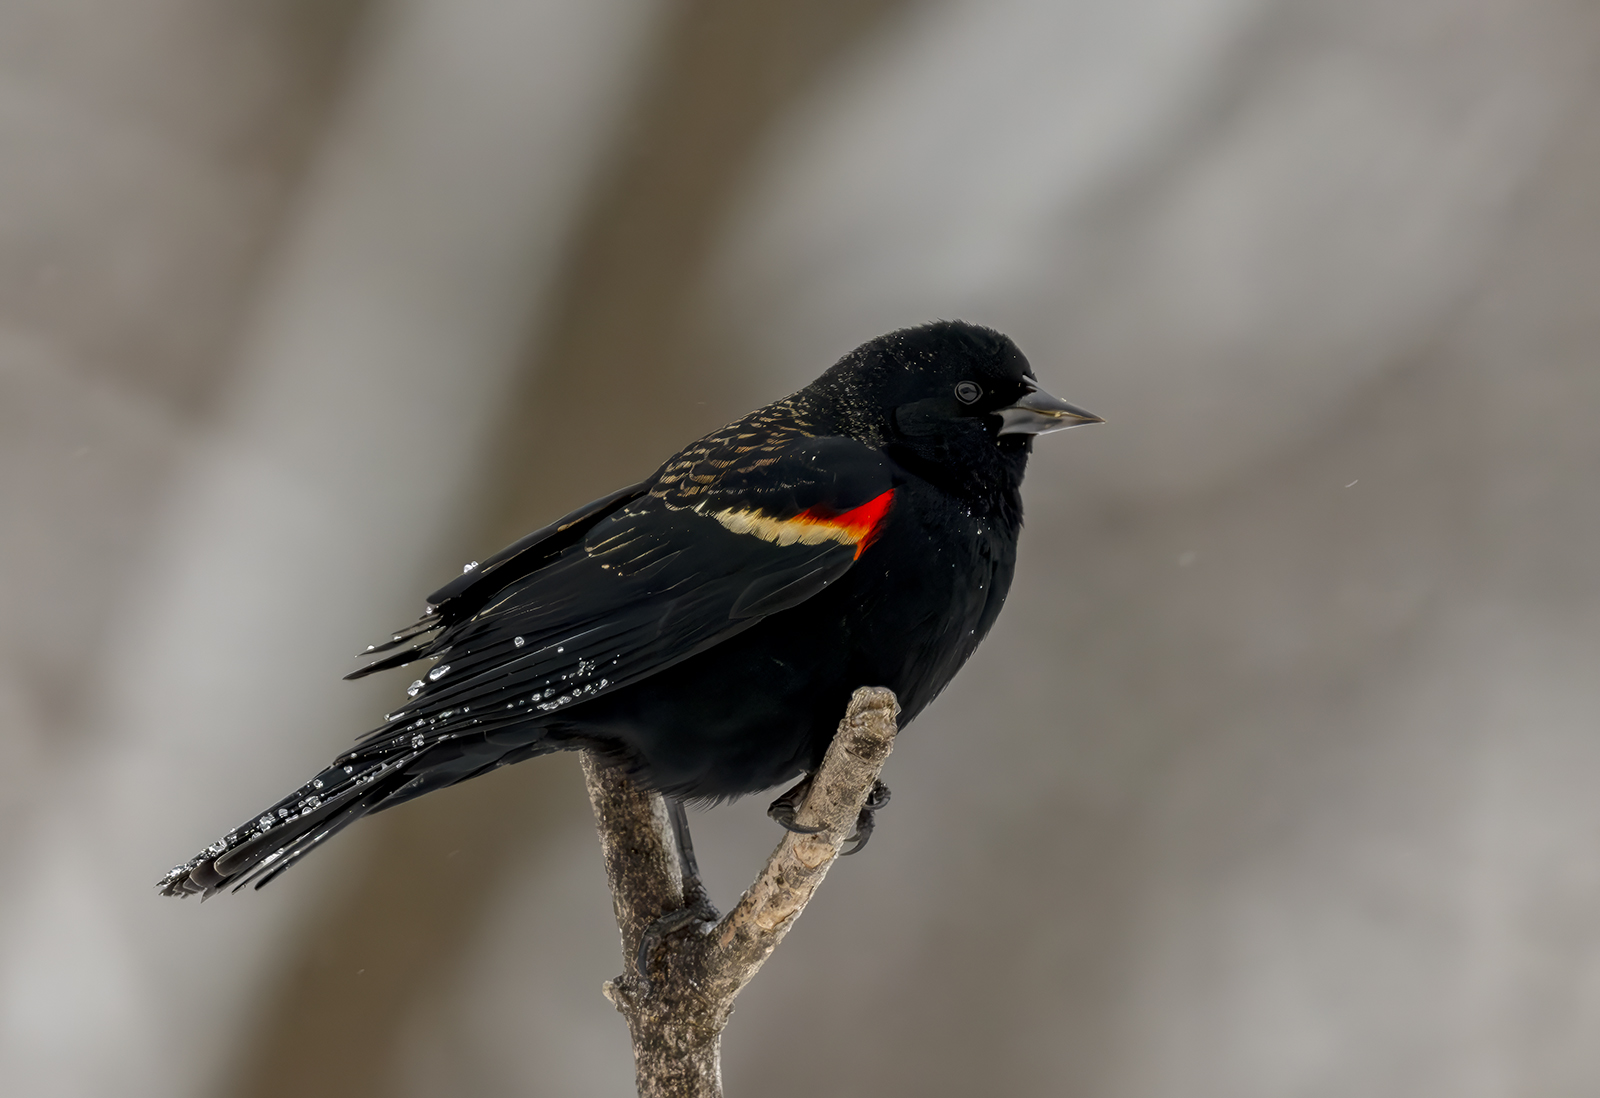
[805, 321, 1101, 504]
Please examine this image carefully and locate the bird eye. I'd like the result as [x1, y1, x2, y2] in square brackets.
[954, 381, 982, 404]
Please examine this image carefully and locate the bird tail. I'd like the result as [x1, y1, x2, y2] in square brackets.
[159, 716, 561, 898]
[156, 754, 414, 898]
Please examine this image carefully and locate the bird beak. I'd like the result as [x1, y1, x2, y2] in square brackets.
[995, 381, 1104, 436]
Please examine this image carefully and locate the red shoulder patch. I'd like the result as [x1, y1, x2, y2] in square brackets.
[800, 489, 895, 559]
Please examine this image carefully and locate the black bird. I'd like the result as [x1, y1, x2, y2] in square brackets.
[159, 320, 1100, 899]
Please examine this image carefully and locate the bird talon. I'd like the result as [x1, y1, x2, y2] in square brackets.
[839, 815, 873, 856]
[635, 896, 718, 986]
[767, 775, 826, 834]
[863, 778, 891, 812]
[839, 780, 890, 856]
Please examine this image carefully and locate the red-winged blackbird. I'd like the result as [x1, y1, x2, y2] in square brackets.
[159, 320, 1099, 898]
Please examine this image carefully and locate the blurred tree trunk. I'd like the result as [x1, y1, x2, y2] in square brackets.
[0, 0, 370, 737]
[222, 2, 917, 1097]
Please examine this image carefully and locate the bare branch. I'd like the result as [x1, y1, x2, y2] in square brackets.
[583, 686, 901, 1098]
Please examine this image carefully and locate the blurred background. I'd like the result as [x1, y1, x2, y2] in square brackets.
[2, 0, 1599, 1095]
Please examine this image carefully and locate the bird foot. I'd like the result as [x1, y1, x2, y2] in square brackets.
[766, 775, 826, 834]
[840, 779, 891, 856]
[635, 893, 719, 986]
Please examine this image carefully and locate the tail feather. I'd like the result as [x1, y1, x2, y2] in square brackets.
[157, 726, 554, 898]
[157, 754, 416, 898]
[229, 782, 394, 892]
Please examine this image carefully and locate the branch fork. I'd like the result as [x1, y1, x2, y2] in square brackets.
[582, 686, 901, 1098]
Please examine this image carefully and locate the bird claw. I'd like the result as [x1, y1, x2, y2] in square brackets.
[767, 775, 825, 834]
[840, 780, 891, 856]
[635, 894, 718, 986]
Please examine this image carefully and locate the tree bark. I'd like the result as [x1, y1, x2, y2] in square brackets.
[582, 686, 901, 1097]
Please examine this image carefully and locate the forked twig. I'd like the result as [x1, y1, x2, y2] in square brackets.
[581, 686, 901, 1097]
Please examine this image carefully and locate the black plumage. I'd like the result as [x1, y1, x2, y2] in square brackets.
[159, 320, 1099, 897]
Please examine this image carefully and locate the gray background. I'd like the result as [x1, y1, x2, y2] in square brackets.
[2, 1, 1598, 1095]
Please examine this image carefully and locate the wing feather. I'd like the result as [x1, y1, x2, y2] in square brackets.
[343, 437, 897, 758]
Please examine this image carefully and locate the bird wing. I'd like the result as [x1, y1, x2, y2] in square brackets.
[340, 434, 898, 760]
[346, 477, 653, 672]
